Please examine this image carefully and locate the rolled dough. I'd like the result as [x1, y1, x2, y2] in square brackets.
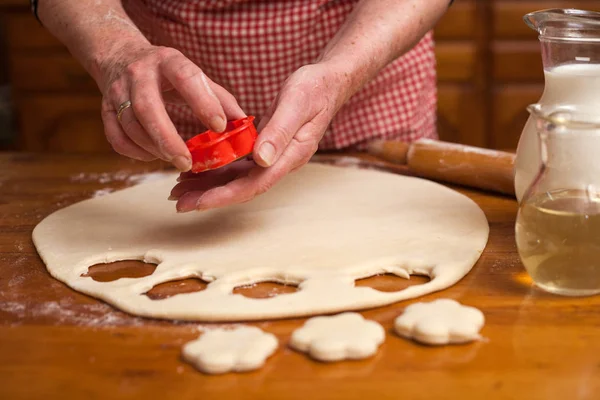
[32, 163, 489, 321]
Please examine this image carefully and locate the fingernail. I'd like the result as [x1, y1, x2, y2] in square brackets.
[258, 142, 276, 166]
[172, 156, 192, 172]
[176, 202, 194, 213]
[195, 194, 207, 210]
[210, 116, 226, 132]
[168, 195, 178, 201]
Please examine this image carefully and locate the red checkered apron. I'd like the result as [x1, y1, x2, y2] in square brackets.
[122, 0, 438, 150]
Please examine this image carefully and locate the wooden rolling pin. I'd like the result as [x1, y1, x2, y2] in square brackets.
[367, 139, 516, 196]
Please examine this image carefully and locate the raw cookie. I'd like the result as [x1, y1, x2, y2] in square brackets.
[394, 299, 484, 345]
[32, 163, 489, 321]
[182, 326, 278, 374]
[290, 312, 385, 362]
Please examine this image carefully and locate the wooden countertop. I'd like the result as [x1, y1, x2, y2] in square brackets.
[0, 152, 599, 400]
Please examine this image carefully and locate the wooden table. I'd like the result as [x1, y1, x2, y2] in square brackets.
[0, 152, 598, 400]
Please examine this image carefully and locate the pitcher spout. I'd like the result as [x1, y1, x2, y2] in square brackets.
[524, 8, 600, 39]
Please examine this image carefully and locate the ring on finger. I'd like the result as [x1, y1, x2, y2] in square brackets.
[116, 100, 132, 123]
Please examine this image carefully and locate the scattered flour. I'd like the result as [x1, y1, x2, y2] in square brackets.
[0, 300, 147, 327]
[3, 169, 178, 328]
[70, 170, 175, 199]
[311, 155, 388, 170]
[70, 171, 130, 184]
[417, 139, 513, 159]
[71, 170, 173, 185]
[92, 188, 115, 198]
[127, 171, 175, 185]
[7, 274, 26, 288]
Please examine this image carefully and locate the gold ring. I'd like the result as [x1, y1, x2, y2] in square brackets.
[116, 100, 132, 122]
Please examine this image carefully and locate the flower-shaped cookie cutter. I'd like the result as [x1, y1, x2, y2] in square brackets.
[186, 116, 257, 173]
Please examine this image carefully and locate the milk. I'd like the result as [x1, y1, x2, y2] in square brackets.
[514, 64, 600, 202]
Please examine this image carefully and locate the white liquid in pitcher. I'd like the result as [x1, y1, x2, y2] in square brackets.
[514, 63, 600, 202]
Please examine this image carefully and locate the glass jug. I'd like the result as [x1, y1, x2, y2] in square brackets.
[516, 103, 600, 296]
[514, 9, 600, 202]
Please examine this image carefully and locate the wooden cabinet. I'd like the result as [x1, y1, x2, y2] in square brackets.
[1, 4, 106, 152]
[435, 0, 486, 147]
[2, 0, 600, 152]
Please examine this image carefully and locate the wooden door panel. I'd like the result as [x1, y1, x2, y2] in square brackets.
[434, 0, 476, 40]
[438, 84, 485, 147]
[491, 84, 544, 150]
[492, 41, 543, 82]
[16, 94, 109, 153]
[10, 53, 97, 91]
[494, 1, 600, 39]
[436, 43, 476, 82]
[4, 12, 64, 50]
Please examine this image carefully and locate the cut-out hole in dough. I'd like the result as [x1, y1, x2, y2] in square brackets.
[82, 261, 157, 282]
[145, 278, 208, 300]
[233, 281, 298, 299]
[355, 273, 430, 293]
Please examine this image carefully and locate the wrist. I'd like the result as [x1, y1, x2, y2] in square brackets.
[314, 57, 373, 110]
[86, 32, 152, 85]
[36, 0, 151, 87]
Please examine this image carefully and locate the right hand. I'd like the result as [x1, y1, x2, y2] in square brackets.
[98, 44, 245, 171]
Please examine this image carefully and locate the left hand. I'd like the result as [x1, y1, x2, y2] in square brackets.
[171, 63, 350, 212]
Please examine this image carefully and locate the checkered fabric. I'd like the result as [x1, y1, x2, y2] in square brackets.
[122, 0, 438, 150]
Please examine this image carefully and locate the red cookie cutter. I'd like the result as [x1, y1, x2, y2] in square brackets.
[185, 116, 257, 173]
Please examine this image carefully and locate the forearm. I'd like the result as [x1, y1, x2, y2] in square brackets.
[317, 0, 449, 103]
[36, 0, 150, 83]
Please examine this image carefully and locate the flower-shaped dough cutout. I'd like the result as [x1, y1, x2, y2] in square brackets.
[394, 299, 485, 345]
[290, 312, 385, 362]
[182, 326, 278, 374]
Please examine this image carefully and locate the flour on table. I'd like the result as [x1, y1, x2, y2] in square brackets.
[32, 164, 489, 321]
[290, 312, 385, 362]
[92, 188, 114, 198]
[70, 170, 172, 185]
[394, 299, 485, 345]
[182, 326, 278, 374]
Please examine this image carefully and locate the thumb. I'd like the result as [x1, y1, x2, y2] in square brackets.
[254, 99, 308, 168]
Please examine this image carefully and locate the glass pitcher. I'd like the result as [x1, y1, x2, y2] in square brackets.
[514, 9, 600, 202]
[515, 103, 600, 296]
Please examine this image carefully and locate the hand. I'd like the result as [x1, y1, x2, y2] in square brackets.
[171, 63, 350, 212]
[98, 44, 245, 171]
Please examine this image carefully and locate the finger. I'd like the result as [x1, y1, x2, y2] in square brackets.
[209, 82, 246, 120]
[176, 191, 208, 213]
[164, 83, 245, 122]
[117, 102, 163, 159]
[170, 160, 254, 200]
[129, 75, 192, 172]
[162, 89, 187, 105]
[173, 161, 255, 212]
[177, 159, 255, 182]
[101, 99, 157, 162]
[192, 125, 318, 210]
[256, 101, 276, 132]
[177, 171, 200, 182]
[253, 95, 311, 168]
[160, 53, 226, 132]
[175, 165, 263, 213]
